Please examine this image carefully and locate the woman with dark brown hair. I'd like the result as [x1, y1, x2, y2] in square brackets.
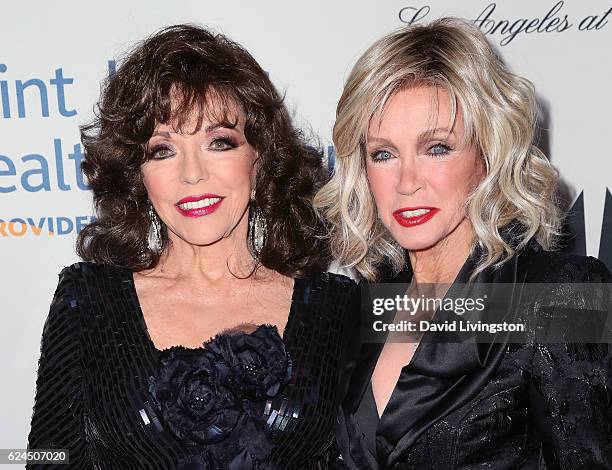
[26, 24, 356, 469]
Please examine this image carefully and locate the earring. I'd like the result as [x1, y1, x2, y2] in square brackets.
[147, 201, 162, 253]
[248, 189, 266, 257]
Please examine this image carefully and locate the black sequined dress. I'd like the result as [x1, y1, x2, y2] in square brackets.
[27, 262, 358, 469]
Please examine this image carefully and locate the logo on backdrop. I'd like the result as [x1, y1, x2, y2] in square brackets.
[0, 61, 119, 194]
[0, 138, 87, 193]
[399, 1, 612, 45]
[0, 216, 96, 237]
[0, 62, 120, 238]
[563, 190, 612, 276]
[0, 62, 95, 194]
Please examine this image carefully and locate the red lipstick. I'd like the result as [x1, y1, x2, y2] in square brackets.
[175, 194, 224, 218]
[393, 207, 439, 227]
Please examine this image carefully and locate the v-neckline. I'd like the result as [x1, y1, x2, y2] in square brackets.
[368, 336, 425, 424]
[372, 341, 421, 420]
[127, 270, 300, 353]
[369, 250, 477, 423]
[348, 220, 531, 466]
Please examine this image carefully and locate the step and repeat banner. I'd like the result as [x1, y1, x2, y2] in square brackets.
[1, 0, 611, 456]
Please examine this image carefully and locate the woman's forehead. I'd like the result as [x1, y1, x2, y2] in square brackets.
[155, 84, 244, 130]
[369, 88, 458, 130]
[155, 94, 245, 134]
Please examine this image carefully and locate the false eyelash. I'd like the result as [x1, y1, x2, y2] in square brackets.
[209, 136, 238, 150]
[146, 145, 175, 160]
[368, 149, 393, 163]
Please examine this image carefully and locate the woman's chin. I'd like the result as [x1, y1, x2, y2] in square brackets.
[392, 231, 442, 253]
[173, 233, 227, 248]
[399, 241, 438, 253]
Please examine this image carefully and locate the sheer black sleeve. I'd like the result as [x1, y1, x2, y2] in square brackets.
[27, 265, 91, 469]
[530, 256, 612, 468]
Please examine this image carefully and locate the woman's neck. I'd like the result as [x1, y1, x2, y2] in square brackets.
[144, 220, 260, 283]
[408, 217, 475, 284]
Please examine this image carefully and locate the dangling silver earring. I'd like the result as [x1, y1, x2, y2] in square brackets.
[248, 188, 266, 257]
[147, 201, 162, 253]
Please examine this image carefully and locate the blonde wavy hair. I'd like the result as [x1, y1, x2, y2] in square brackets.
[314, 17, 562, 281]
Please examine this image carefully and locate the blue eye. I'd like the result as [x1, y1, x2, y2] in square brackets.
[427, 143, 452, 157]
[369, 150, 393, 163]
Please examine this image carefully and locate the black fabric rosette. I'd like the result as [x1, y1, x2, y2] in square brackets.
[207, 325, 293, 400]
[147, 325, 292, 468]
[147, 348, 241, 445]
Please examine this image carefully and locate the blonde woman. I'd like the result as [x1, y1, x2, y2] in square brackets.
[316, 17, 612, 469]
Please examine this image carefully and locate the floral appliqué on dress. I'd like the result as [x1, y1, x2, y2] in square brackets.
[147, 325, 292, 469]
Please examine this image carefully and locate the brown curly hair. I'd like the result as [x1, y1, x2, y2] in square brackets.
[77, 24, 330, 277]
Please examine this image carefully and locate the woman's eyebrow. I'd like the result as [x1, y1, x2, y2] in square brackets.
[417, 127, 455, 143]
[150, 131, 172, 138]
[366, 127, 455, 147]
[366, 136, 395, 146]
[149, 122, 238, 138]
[205, 122, 237, 132]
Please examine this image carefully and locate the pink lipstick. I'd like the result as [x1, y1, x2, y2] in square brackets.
[393, 207, 439, 227]
[175, 194, 224, 218]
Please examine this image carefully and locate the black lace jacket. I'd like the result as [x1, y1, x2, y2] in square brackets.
[336, 227, 612, 469]
[27, 262, 358, 469]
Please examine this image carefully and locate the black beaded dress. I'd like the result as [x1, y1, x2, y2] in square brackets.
[27, 262, 358, 470]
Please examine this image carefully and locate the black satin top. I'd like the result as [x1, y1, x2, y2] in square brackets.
[27, 262, 358, 469]
[336, 224, 612, 469]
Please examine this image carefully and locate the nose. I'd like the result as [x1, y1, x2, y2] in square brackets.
[396, 155, 424, 196]
[180, 146, 209, 185]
